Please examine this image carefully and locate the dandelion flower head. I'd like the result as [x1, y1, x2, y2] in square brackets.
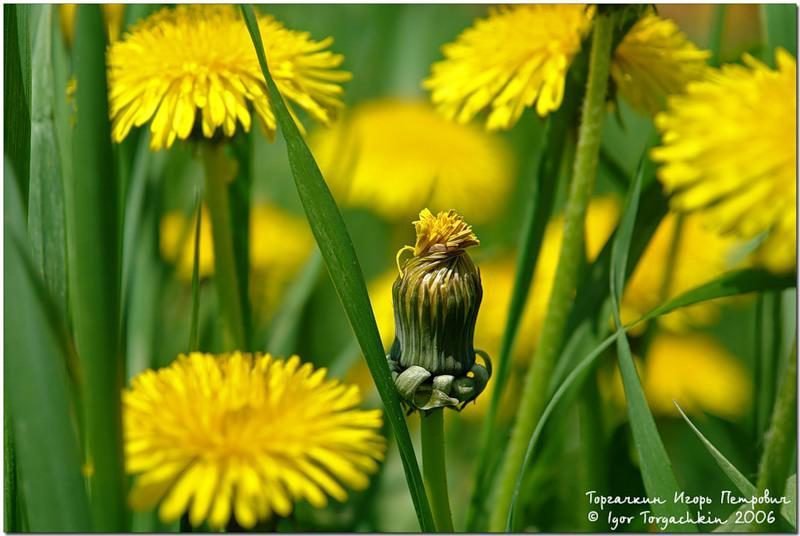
[310, 99, 514, 223]
[108, 5, 350, 150]
[612, 14, 710, 115]
[651, 49, 796, 273]
[424, 5, 594, 129]
[410, 208, 480, 259]
[125, 352, 385, 529]
[370, 196, 620, 361]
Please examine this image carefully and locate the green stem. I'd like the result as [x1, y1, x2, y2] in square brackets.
[708, 5, 726, 67]
[489, 11, 618, 531]
[421, 409, 454, 532]
[202, 143, 246, 350]
[188, 196, 203, 352]
[750, 340, 797, 531]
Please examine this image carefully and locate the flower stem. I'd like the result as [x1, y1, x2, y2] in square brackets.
[750, 339, 796, 531]
[202, 143, 246, 350]
[489, 11, 618, 531]
[421, 409, 454, 532]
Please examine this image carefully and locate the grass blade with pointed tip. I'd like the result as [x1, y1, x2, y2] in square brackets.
[507, 260, 797, 529]
[675, 404, 757, 496]
[610, 155, 695, 532]
[676, 403, 797, 529]
[68, 6, 125, 530]
[240, 5, 435, 531]
[5, 160, 92, 532]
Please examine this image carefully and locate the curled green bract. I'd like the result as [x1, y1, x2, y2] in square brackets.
[388, 209, 492, 412]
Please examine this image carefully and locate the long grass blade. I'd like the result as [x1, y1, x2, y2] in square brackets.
[5, 160, 92, 532]
[28, 5, 68, 321]
[240, 5, 435, 531]
[675, 405, 757, 496]
[68, 6, 125, 530]
[4, 5, 32, 206]
[507, 329, 617, 530]
[640, 269, 796, 324]
[467, 95, 576, 530]
[610, 156, 695, 532]
[189, 195, 203, 351]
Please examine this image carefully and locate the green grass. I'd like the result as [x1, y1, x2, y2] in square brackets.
[5, 4, 797, 533]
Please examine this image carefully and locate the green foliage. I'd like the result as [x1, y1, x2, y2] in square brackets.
[5, 4, 797, 533]
[68, 5, 125, 530]
[240, 5, 435, 531]
[5, 162, 92, 532]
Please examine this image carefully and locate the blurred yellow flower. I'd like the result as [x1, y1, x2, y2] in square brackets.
[424, 5, 594, 129]
[601, 333, 750, 420]
[644, 334, 751, 419]
[59, 4, 126, 47]
[612, 14, 710, 115]
[108, 5, 350, 150]
[310, 99, 514, 223]
[621, 213, 740, 331]
[652, 49, 796, 273]
[368, 196, 620, 419]
[125, 352, 385, 529]
[160, 203, 313, 316]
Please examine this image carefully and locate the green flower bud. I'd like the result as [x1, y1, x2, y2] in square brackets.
[388, 209, 492, 412]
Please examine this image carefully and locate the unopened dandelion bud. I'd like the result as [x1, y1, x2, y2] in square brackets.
[388, 209, 492, 412]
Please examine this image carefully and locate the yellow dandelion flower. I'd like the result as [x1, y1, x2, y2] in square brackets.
[310, 99, 514, 223]
[108, 5, 350, 151]
[612, 14, 710, 115]
[651, 49, 797, 273]
[424, 5, 594, 129]
[59, 4, 126, 47]
[125, 352, 385, 529]
[600, 334, 750, 420]
[621, 213, 741, 332]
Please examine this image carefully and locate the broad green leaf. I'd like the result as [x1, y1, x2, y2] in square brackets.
[5, 161, 91, 532]
[240, 5, 435, 531]
[610, 157, 695, 531]
[68, 6, 125, 530]
[28, 5, 68, 321]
